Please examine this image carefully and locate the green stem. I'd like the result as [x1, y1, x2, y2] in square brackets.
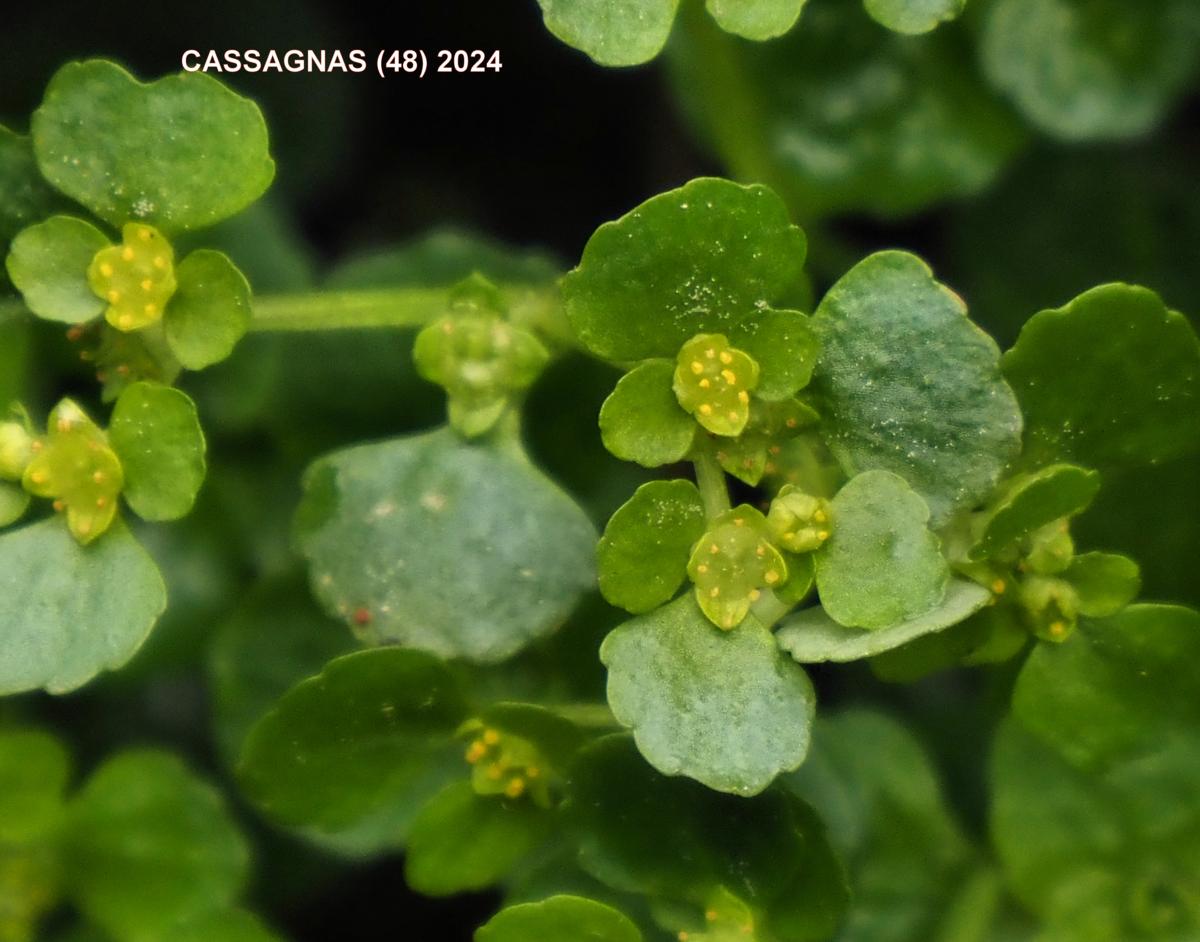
[694, 446, 732, 519]
[248, 287, 455, 331]
[751, 590, 794, 630]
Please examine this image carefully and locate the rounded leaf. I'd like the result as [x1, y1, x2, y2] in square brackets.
[564, 178, 807, 362]
[0, 518, 166, 695]
[65, 750, 250, 942]
[815, 470, 949, 630]
[32, 59, 274, 230]
[1002, 283, 1200, 470]
[5, 215, 109, 324]
[707, 0, 807, 39]
[476, 895, 642, 942]
[1064, 552, 1140, 618]
[600, 595, 815, 795]
[970, 464, 1100, 561]
[779, 579, 990, 663]
[296, 428, 597, 663]
[0, 126, 66, 255]
[536, 0, 680, 66]
[109, 382, 206, 522]
[864, 0, 966, 34]
[164, 250, 252, 370]
[597, 479, 706, 614]
[598, 360, 696, 466]
[813, 251, 1022, 525]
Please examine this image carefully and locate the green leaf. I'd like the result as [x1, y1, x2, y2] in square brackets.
[814, 471, 949, 630]
[778, 579, 989, 663]
[0, 518, 166, 695]
[1002, 284, 1200, 470]
[535, 0, 680, 66]
[813, 252, 1022, 526]
[666, 5, 1024, 218]
[564, 178, 807, 362]
[5, 216, 109, 324]
[1012, 604, 1199, 772]
[980, 0, 1200, 140]
[568, 735, 847, 939]
[599, 360, 696, 466]
[65, 750, 250, 942]
[477, 895, 642, 942]
[238, 648, 467, 834]
[109, 382, 206, 522]
[405, 781, 550, 896]
[600, 595, 815, 795]
[969, 464, 1100, 561]
[707, 0, 807, 39]
[0, 728, 71, 844]
[33, 59, 274, 231]
[163, 250, 252, 370]
[169, 909, 284, 942]
[0, 126, 66, 256]
[864, 0, 966, 34]
[296, 428, 597, 663]
[733, 307, 820, 402]
[1063, 552, 1140, 618]
[598, 479, 706, 614]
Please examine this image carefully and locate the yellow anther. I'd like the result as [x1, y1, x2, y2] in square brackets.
[710, 543, 719, 554]
[76, 519, 91, 536]
[30, 471, 46, 485]
[785, 417, 798, 428]
[699, 378, 711, 388]
[107, 290, 121, 303]
[1049, 620, 1066, 638]
[814, 510, 827, 524]
[119, 314, 134, 329]
[137, 227, 152, 241]
[755, 544, 765, 556]
[706, 910, 718, 923]
[817, 530, 830, 541]
[95, 497, 107, 508]
[504, 777, 526, 799]
[991, 579, 1006, 594]
[719, 351, 733, 364]
[141, 279, 153, 291]
[31, 441, 43, 453]
[679, 933, 690, 942]
[710, 586, 720, 598]
[749, 589, 761, 602]
[783, 531, 795, 542]
[144, 303, 158, 317]
[733, 517, 745, 527]
[99, 263, 114, 277]
[765, 570, 780, 585]
[56, 418, 72, 433]
[482, 728, 501, 746]
[153, 255, 168, 270]
[727, 410, 738, 421]
[465, 741, 487, 764]
[697, 564, 709, 574]
[690, 360, 704, 375]
[737, 390, 749, 403]
[52, 500, 64, 512]
[705, 348, 716, 359]
[121, 246, 135, 262]
[699, 403, 713, 415]
[721, 369, 737, 384]
[93, 471, 105, 484]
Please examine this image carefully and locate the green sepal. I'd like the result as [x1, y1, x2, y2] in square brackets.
[87, 223, 177, 332]
[0, 517, 166, 695]
[598, 479, 707, 614]
[1063, 552, 1140, 618]
[92, 324, 182, 402]
[108, 382, 206, 522]
[778, 579, 991, 663]
[864, 0, 966, 34]
[404, 780, 550, 897]
[969, 463, 1100, 561]
[32, 59, 274, 231]
[237, 648, 468, 834]
[64, 750, 250, 942]
[163, 249, 252, 370]
[22, 399, 123, 544]
[812, 251, 1022, 526]
[1002, 284, 1200, 470]
[598, 360, 696, 467]
[601, 595, 815, 795]
[814, 470, 949, 630]
[476, 895, 643, 942]
[687, 504, 787, 630]
[673, 334, 760, 437]
[564, 178, 806, 363]
[5, 215, 109, 324]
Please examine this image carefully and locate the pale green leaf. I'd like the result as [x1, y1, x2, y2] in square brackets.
[536, 0, 680, 66]
[1064, 552, 1140, 618]
[164, 250, 252, 370]
[5, 215, 108, 324]
[864, 0, 966, 34]
[599, 360, 696, 467]
[707, 0, 807, 39]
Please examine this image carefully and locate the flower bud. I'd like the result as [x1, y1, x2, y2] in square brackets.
[766, 485, 832, 553]
[1018, 574, 1079, 643]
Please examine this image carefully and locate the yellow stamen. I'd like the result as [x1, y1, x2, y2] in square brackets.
[690, 361, 704, 375]
[121, 247, 135, 261]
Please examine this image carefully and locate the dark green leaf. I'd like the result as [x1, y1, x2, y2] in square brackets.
[1002, 284, 1200, 470]
[597, 480, 706, 614]
[779, 579, 989, 663]
[0, 518, 165, 695]
[601, 595, 814, 795]
[169, 910, 284, 942]
[0, 728, 71, 844]
[476, 895, 642, 942]
[814, 470, 949, 629]
[66, 751, 249, 942]
[238, 649, 467, 835]
[598, 360, 696, 466]
[564, 178, 806, 362]
[297, 428, 597, 663]
[109, 382, 206, 521]
[5, 215, 108, 324]
[0, 126, 66, 256]
[33, 60, 274, 231]
[1064, 553, 1140, 618]
[164, 250, 252, 370]
[813, 252, 1022, 525]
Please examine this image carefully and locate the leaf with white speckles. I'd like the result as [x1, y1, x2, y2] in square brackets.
[296, 428, 597, 663]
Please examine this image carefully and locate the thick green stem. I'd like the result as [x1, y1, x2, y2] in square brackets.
[694, 446, 732, 519]
[751, 589, 794, 630]
[248, 287, 455, 331]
